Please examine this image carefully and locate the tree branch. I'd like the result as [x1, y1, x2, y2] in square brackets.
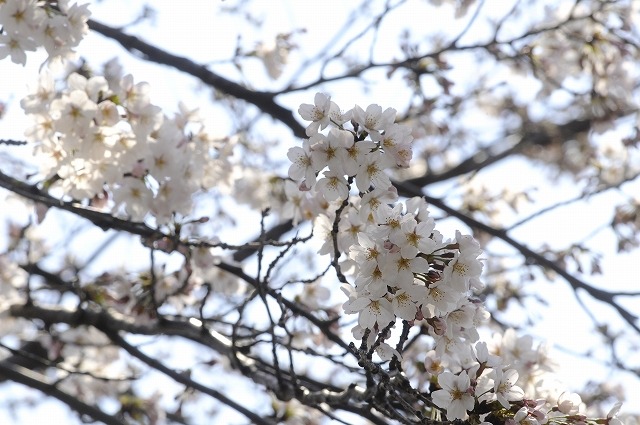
[86, 19, 306, 139]
[406, 116, 595, 187]
[393, 180, 640, 334]
[0, 170, 160, 239]
[0, 362, 126, 425]
[104, 330, 275, 425]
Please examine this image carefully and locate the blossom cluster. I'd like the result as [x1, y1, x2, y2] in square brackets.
[288, 93, 485, 343]
[286, 93, 495, 418]
[286, 93, 629, 423]
[0, 0, 90, 65]
[533, 2, 639, 116]
[22, 67, 235, 225]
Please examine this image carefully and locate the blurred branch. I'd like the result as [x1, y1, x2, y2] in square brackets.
[408, 116, 594, 187]
[0, 139, 27, 146]
[7, 302, 391, 424]
[0, 170, 302, 261]
[408, 140, 524, 187]
[0, 341, 50, 383]
[0, 361, 126, 425]
[285, 10, 594, 93]
[87, 19, 307, 139]
[232, 219, 294, 262]
[9, 304, 232, 355]
[507, 171, 640, 231]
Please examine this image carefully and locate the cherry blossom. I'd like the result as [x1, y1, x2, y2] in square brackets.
[381, 251, 431, 286]
[0, 0, 90, 65]
[343, 291, 395, 329]
[422, 281, 459, 316]
[0, 0, 40, 35]
[0, 32, 36, 65]
[489, 368, 525, 409]
[432, 371, 475, 420]
[316, 169, 349, 201]
[556, 391, 583, 415]
[389, 216, 437, 259]
[424, 350, 446, 377]
[390, 285, 423, 321]
[354, 151, 394, 192]
[298, 92, 335, 136]
[254, 33, 292, 80]
[287, 138, 318, 185]
[443, 250, 484, 292]
[370, 123, 414, 168]
[351, 103, 397, 137]
[607, 402, 624, 425]
[311, 129, 349, 175]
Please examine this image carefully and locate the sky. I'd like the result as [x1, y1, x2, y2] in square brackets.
[0, 0, 639, 422]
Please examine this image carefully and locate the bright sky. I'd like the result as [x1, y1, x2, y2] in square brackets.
[0, 0, 639, 422]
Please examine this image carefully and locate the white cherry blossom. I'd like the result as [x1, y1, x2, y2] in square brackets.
[352, 103, 396, 136]
[424, 350, 447, 377]
[375, 342, 401, 361]
[354, 151, 394, 192]
[298, 92, 335, 136]
[343, 293, 395, 330]
[311, 128, 350, 175]
[316, 169, 349, 201]
[382, 252, 430, 287]
[422, 281, 459, 316]
[391, 285, 423, 321]
[0, 32, 36, 65]
[493, 368, 524, 409]
[287, 138, 318, 185]
[21, 71, 56, 113]
[0, 0, 41, 35]
[389, 216, 437, 259]
[432, 371, 475, 420]
[443, 251, 483, 292]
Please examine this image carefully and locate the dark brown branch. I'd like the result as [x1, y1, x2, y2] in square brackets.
[7, 303, 385, 423]
[9, 303, 232, 354]
[8, 300, 351, 390]
[0, 170, 303, 264]
[0, 341, 50, 383]
[86, 19, 306, 139]
[104, 330, 275, 425]
[0, 139, 28, 146]
[20, 263, 76, 293]
[214, 261, 352, 352]
[0, 362, 125, 425]
[0, 169, 352, 357]
[407, 116, 594, 187]
[407, 141, 523, 187]
[232, 219, 295, 262]
[0, 170, 160, 239]
[393, 180, 640, 334]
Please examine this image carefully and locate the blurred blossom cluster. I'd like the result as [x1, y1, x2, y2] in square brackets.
[0, 0, 90, 65]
